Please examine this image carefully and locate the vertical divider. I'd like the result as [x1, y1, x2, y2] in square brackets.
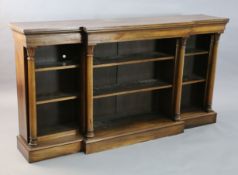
[79, 34, 86, 134]
[26, 47, 38, 145]
[81, 27, 95, 138]
[204, 33, 221, 112]
[86, 45, 95, 138]
[172, 37, 188, 120]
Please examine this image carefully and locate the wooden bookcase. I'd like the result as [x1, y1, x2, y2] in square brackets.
[10, 14, 229, 162]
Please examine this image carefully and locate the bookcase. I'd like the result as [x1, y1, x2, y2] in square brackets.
[10, 15, 229, 162]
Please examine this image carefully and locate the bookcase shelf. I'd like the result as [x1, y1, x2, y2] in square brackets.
[11, 15, 228, 162]
[94, 52, 174, 68]
[35, 63, 79, 72]
[182, 74, 206, 85]
[36, 92, 79, 105]
[93, 89, 173, 136]
[94, 79, 172, 99]
[38, 122, 77, 137]
[185, 48, 209, 57]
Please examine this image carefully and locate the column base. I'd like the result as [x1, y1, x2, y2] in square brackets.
[86, 131, 95, 138]
[17, 134, 83, 163]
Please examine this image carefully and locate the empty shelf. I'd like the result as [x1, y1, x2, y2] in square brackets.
[37, 92, 79, 105]
[94, 52, 174, 68]
[94, 113, 179, 134]
[185, 48, 209, 57]
[94, 79, 172, 99]
[38, 122, 78, 136]
[36, 61, 79, 72]
[183, 75, 206, 85]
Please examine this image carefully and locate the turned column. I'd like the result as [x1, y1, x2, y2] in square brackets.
[205, 33, 221, 112]
[26, 48, 37, 146]
[85, 45, 95, 138]
[173, 37, 187, 121]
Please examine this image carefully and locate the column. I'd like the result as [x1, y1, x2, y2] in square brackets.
[86, 45, 95, 137]
[173, 37, 187, 120]
[205, 33, 221, 112]
[26, 47, 37, 145]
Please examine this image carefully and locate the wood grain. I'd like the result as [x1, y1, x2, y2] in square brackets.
[86, 45, 95, 138]
[11, 15, 229, 162]
[17, 134, 83, 162]
[26, 48, 37, 146]
[10, 15, 228, 34]
[14, 37, 28, 142]
[85, 116, 184, 154]
[173, 38, 187, 121]
[181, 111, 217, 128]
[205, 33, 221, 112]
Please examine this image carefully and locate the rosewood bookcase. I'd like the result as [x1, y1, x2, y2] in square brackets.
[10, 14, 229, 162]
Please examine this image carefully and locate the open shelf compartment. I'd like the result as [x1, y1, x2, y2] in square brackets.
[34, 44, 81, 72]
[181, 82, 206, 114]
[94, 89, 173, 130]
[37, 100, 80, 136]
[86, 89, 183, 153]
[182, 34, 212, 86]
[185, 34, 211, 54]
[92, 38, 177, 135]
[34, 44, 82, 137]
[36, 69, 80, 104]
[180, 34, 212, 115]
[93, 38, 176, 68]
[94, 61, 173, 98]
[93, 37, 176, 98]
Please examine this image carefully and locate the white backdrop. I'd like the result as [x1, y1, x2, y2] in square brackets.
[0, 0, 237, 174]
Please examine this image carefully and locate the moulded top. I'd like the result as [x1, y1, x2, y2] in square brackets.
[10, 14, 229, 35]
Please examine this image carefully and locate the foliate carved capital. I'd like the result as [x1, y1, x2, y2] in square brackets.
[181, 37, 188, 47]
[26, 48, 36, 61]
[87, 45, 95, 56]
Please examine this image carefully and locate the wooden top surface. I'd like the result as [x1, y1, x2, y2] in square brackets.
[10, 14, 229, 34]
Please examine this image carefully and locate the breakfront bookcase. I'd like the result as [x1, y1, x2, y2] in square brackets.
[10, 14, 229, 162]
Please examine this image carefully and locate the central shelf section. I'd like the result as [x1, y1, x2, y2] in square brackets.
[92, 38, 177, 135]
[93, 39, 176, 100]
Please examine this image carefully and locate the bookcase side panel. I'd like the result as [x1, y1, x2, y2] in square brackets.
[14, 36, 29, 142]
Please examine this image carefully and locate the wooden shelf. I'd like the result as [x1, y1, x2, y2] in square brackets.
[93, 52, 174, 68]
[185, 48, 209, 57]
[182, 75, 206, 85]
[94, 113, 168, 130]
[38, 122, 78, 136]
[36, 92, 79, 105]
[35, 61, 79, 72]
[94, 79, 172, 99]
